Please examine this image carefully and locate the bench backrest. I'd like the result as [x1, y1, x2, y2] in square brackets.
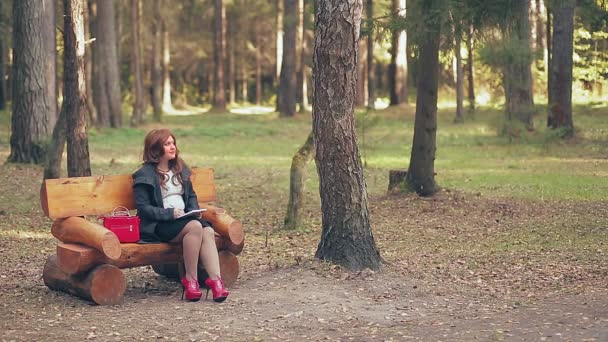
[41, 168, 216, 219]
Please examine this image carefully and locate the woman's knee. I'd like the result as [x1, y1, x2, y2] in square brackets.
[202, 226, 215, 241]
[184, 220, 203, 237]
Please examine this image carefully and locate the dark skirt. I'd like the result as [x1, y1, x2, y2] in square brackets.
[155, 217, 212, 242]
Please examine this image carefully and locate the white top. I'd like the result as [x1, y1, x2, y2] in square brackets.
[160, 170, 185, 210]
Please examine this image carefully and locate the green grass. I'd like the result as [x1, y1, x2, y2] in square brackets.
[0, 103, 607, 201]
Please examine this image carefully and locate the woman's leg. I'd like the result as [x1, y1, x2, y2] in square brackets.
[170, 220, 203, 280]
[199, 226, 221, 279]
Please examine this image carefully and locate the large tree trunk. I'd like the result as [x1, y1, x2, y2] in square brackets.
[278, 0, 297, 117]
[91, 0, 122, 128]
[130, 0, 145, 126]
[466, 23, 475, 113]
[405, 0, 440, 197]
[313, 0, 381, 271]
[503, 0, 535, 132]
[366, 0, 375, 109]
[161, 22, 173, 111]
[9, 0, 51, 164]
[212, 0, 227, 111]
[151, 0, 163, 121]
[43, 0, 58, 129]
[64, 0, 92, 177]
[547, 0, 574, 136]
[454, 23, 464, 123]
[284, 132, 315, 230]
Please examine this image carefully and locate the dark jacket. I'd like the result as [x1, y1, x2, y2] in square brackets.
[132, 163, 200, 242]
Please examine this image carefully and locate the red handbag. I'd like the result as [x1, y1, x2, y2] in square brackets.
[101, 206, 140, 243]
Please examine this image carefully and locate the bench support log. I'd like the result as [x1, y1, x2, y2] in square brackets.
[152, 250, 239, 287]
[201, 205, 244, 245]
[43, 256, 126, 305]
[52, 217, 122, 260]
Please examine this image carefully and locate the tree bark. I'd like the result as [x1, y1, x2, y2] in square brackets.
[228, 24, 236, 105]
[313, 0, 381, 271]
[284, 132, 315, 230]
[151, 0, 163, 121]
[546, 4, 552, 107]
[356, 31, 367, 107]
[547, 0, 574, 136]
[91, 0, 122, 128]
[84, 0, 98, 125]
[212, 0, 227, 110]
[278, 0, 297, 117]
[366, 0, 375, 109]
[130, 0, 145, 125]
[503, 0, 535, 132]
[64, 0, 92, 177]
[0, 20, 6, 111]
[405, 0, 440, 197]
[9, 0, 51, 164]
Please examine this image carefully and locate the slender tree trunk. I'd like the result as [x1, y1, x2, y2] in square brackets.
[546, 4, 552, 106]
[284, 132, 315, 230]
[161, 23, 173, 111]
[255, 32, 262, 105]
[313, 0, 381, 271]
[278, 0, 297, 117]
[389, 0, 407, 105]
[547, 0, 574, 136]
[9, 0, 51, 164]
[241, 62, 248, 102]
[366, 0, 375, 109]
[276, 0, 284, 84]
[91, 0, 122, 128]
[212, 0, 227, 110]
[466, 23, 475, 113]
[454, 23, 464, 123]
[397, 0, 408, 103]
[296, 0, 305, 111]
[151, 0, 163, 121]
[406, 0, 440, 196]
[503, 0, 535, 132]
[64, 0, 92, 177]
[229, 26, 236, 105]
[130, 0, 145, 125]
[44, 104, 67, 179]
[84, 0, 98, 125]
[43, 0, 58, 129]
[356, 18, 367, 107]
[0, 25, 6, 111]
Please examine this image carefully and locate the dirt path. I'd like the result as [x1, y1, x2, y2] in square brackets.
[1, 263, 606, 341]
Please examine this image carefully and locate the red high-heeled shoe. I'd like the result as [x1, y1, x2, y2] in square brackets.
[204, 276, 229, 302]
[181, 276, 202, 302]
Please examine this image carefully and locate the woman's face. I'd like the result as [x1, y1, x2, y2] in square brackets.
[160, 136, 177, 162]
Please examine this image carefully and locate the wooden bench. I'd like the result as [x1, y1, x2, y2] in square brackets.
[40, 168, 244, 305]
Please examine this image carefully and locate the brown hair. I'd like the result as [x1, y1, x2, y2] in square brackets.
[142, 129, 184, 188]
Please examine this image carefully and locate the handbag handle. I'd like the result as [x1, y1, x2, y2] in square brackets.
[111, 206, 132, 217]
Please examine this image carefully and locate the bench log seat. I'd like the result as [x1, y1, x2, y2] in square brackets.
[40, 168, 244, 305]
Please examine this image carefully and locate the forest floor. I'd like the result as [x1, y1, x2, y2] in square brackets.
[0, 164, 607, 341]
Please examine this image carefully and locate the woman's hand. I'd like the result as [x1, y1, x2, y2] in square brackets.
[173, 208, 185, 219]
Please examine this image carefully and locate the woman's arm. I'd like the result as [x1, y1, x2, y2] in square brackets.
[133, 183, 175, 221]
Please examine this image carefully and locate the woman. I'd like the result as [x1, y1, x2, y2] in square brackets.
[132, 129, 229, 302]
